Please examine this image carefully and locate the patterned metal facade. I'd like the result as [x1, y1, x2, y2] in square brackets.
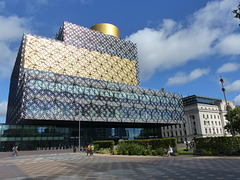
[6, 22, 185, 125]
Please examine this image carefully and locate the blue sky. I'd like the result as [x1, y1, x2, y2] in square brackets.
[0, 0, 240, 123]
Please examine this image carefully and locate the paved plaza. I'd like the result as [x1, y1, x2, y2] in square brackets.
[0, 151, 240, 180]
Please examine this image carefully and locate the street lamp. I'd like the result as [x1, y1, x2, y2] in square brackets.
[220, 76, 237, 152]
[79, 120, 81, 152]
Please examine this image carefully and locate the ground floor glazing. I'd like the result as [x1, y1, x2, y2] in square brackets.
[0, 123, 162, 152]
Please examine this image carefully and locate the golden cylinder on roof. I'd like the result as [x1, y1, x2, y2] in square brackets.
[90, 23, 120, 38]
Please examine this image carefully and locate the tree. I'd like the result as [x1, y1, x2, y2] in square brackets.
[224, 106, 240, 134]
[233, 2, 240, 26]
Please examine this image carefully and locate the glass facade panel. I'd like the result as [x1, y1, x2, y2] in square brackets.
[0, 124, 163, 152]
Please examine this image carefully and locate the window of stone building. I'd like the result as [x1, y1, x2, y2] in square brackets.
[213, 128, 215, 134]
[193, 122, 196, 126]
[175, 125, 177, 128]
[163, 132, 165, 137]
[220, 128, 222, 133]
[204, 121, 206, 125]
[180, 131, 182, 135]
[203, 114, 205, 118]
[183, 123, 186, 127]
[175, 131, 178, 136]
[217, 128, 219, 133]
[210, 115, 212, 119]
[171, 132, 173, 137]
[184, 130, 187, 135]
[167, 132, 169, 137]
[212, 121, 214, 125]
[179, 124, 181, 128]
[218, 115, 220, 119]
[215, 121, 217, 126]
[205, 128, 207, 133]
[219, 121, 221, 125]
[207, 114, 209, 118]
[214, 115, 216, 119]
[209, 128, 211, 133]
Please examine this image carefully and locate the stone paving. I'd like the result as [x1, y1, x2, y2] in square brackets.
[0, 152, 240, 179]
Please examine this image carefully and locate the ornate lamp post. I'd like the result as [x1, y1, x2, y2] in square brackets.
[79, 120, 81, 152]
[220, 76, 237, 152]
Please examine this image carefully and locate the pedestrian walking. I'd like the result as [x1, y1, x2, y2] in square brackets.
[14, 146, 19, 156]
[90, 144, 94, 156]
[166, 146, 173, 157]
[9, 146, 18, 157]
[87, 144, 91, 156]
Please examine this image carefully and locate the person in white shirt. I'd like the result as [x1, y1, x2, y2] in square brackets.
[167, 146, 173, 157]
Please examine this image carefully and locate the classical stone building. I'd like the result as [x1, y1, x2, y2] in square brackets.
[161, 95, 235, 143]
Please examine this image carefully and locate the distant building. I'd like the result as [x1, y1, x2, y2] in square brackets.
[161, 95, 235, 143]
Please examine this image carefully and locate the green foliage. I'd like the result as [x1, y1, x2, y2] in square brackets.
[224, 106, 240, 134]
[147, 149, 152, 156]
[143, 149, 148, 156]
[118, 150, 123, 155]
[93, 140, 115, 151]
[97, 148, 111, 154]
[203, 149, 212, 156]
[116, 142, 145, 155]
[194, 136, 240, 156]
[155, 147, 166, 156]
[94, 138, 177, 156]
[151, 150, 158, 156]
[123, 138, 177, 150]
[112, 149, 118, 155]
[113, 138, 176, 156]
[93, 144, 99, 151]
[233, 2, 240, 26]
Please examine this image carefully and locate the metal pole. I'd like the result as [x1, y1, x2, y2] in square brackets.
[220, 76, 237, 152]
[79, 120, 80, 152]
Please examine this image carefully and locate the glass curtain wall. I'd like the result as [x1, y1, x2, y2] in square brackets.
[0, 124, 162, 152]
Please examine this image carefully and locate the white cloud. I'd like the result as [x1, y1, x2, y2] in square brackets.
[215, 34, 240, 55]
[167, 68, 210, 86]
[126, 0, 238, 81]
[234, 95, 240, 106]
[217, 63, 240, 73]
[0, 15, 32, 78]
[0, 101, 7, 117]
[225, 80, 240, 92]
[0, 15, 31, 42]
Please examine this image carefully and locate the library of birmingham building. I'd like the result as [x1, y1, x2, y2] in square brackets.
[0, 22, 184, 151]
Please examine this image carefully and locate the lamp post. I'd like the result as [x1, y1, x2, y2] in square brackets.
[220, 76, 237, 152]
[79, 120, 81, 152]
